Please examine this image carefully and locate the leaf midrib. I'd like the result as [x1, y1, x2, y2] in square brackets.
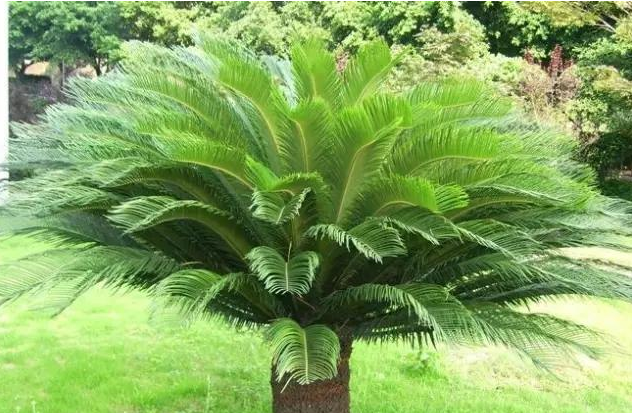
[335, 139, 376, 223]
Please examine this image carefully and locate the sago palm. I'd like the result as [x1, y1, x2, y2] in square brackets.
[3, 35, 632, 413]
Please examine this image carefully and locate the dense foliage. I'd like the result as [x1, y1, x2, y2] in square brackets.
[3, 35, 632, 412]
[8, 1, 632, 191]
[9, 2, 125, 75]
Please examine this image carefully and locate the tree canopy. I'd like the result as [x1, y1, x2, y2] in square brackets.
[9, 2, 127, 75]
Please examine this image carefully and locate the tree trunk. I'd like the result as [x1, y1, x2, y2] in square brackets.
[94, 57, 102, 76]
[58, 62, 65, 90]
[271, 330, 353, 413]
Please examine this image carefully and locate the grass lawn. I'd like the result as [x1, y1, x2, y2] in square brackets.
[0, 237, 631, 413]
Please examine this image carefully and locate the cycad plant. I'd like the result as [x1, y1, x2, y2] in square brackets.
[3, 36, 632, 413]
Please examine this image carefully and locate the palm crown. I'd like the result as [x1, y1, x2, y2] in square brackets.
[3, 35, 632, 400]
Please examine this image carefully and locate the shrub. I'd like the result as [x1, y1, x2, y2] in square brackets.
[3, 37, 632, 413]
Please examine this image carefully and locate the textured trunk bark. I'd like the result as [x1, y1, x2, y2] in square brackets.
[271, 330, 353, 413]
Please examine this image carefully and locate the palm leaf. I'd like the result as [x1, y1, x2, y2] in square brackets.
[291, 38, 342, 109]
[267, 318, 341, 385]
[108, 196, 252, 257]
[251, 188, 311, 225]
[246, 246, 319, 295]
[342, 40, 401, 105]
[306, 220, 406, 263]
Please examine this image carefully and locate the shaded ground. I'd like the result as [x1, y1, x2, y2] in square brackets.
[0, 238, 631, 413]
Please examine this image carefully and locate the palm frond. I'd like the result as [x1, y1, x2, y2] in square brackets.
[342, 40, 401, 105]
[251, 188, 311, 225]
[108, 196, 252, 257]
[306, 220, 406, 263]
[291, 39, 342, 109]
[246, 246, 319, 295]
[267, 318, 341, 385]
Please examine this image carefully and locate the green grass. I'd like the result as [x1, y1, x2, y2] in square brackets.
[1, 237, 631, 413]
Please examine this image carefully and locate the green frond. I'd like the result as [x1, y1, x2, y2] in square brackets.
[455, 220, 545, 259]
[262, 55, 297, 107]
[102, 162, 217, 204]
[244, 157, 280, 190]
[266, 172, 333, 222]
[267, 319, 340, 385]
[379, 208, 459, 245]
[251, 188, 311, 225]
[329, 95, 412, 223]
[389, 126, 514, 176]
[0, 247, 179, 310]
[291, 39, 342, 109]
[246, 246, 319, 295]
[154, 138, 253, 189]
[108, 196, 252, 257]
[197, 35, 289, 173]
[4, 182, 120, 217]
[0, 213, 135, 248]
[342, 40, 401, 106]
[468, 305, 607, 367]
[155, 269, 284, 325]
[306, 220, 406, 263]
[350, 176, 468, 222]
[320, 283, 433, 324]
[407, 79, 512, 129]
[285, 98, 336, 174]
[155, 268, 224, 318]
[455, 258, 632, 305]
[347, 283, 476, 346]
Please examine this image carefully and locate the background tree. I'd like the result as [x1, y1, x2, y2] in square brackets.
[9, 2, 128, 76]
[117, 1, 212, 47]
[197, 1, 329, 55]
[463, 1, 605, 59]
[3, 37, 632, 413]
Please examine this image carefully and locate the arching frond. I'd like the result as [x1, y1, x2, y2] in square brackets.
[406, 79, 511, 129]
[155, 138, 254, 189]
[306, 221, 406, 263]
[342, 40, 401, 105]
[4, 180, 119, 217]
[389, 126, 515, 176]
[329, 95, 412, 223]
[251, 188, 311, 225]
[156, 268, 224, 318]
[198, 35, 289, 173]
[108, 196, 252, 257]
[246, 246, 319, 295]
[321, 283, 434, 325]
[0, 247, 179, 309]
[291, 39, 342, 109]
[268, 318, 341, 385]
[349, 175, 468, 222]
[467, 305, 606, 367]
[0, 212, 135, 248]
[285, 98, 335, 174]
[379, 208, 459, 245]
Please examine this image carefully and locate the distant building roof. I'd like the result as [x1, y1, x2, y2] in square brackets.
[23, 62, 50, 77]
[21, 61, 97, 79]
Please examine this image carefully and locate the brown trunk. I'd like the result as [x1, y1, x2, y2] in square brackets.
[59, 62, 65, 90]
[271, 330, 353, 413]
